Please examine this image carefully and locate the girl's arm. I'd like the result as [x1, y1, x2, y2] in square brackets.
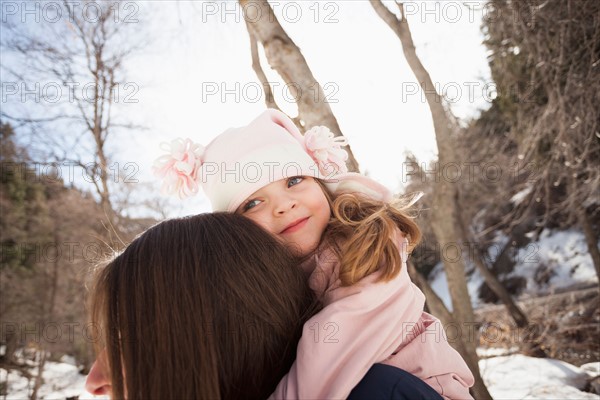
[271, 237, 425, 399]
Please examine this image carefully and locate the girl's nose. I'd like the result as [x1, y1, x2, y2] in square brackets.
[274, 195, 297, 215]
[85, 350, 112, 396]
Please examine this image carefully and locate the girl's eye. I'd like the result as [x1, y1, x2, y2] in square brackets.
[243, 199, 261, 212]
[287, 176, 304, 187]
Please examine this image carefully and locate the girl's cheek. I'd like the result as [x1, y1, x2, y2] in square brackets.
[241, 211, 260, 224]
[246, 214, 275, 235]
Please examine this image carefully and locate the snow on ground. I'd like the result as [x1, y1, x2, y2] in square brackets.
[2, 353, 598, 399]
[510, 229, 599, 293]
[510, 186, 533, 205]
[430, 229, 599, 310]
[1, 360, 88, 400]
[480, 355, 599, 400]
[477, 346, 520, 358]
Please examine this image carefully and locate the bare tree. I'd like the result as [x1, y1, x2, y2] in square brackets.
[1, 2, 150, 390]
[1, 0, 146, 227]
[369, 1, 493, 398]
[239, 0, 360, 172]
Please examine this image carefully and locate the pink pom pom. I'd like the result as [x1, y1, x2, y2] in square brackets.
[304, 126, 349, 176]
[152, 138, 205, 199]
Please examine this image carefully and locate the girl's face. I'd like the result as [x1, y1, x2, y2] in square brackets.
[237, 177, 330, 256]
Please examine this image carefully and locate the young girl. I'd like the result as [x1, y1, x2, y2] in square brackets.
[154, 109, 475, 399]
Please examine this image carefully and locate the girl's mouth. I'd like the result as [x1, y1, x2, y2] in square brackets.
[280, 217, 309, 234]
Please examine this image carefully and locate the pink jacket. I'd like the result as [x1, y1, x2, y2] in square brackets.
[270, 232, 474, 399]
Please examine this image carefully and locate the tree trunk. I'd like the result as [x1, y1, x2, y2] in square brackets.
[370, 1, 492, 398]
[245, 18, 279, 111]
[579, 207, 600, 282]
[409, 260, 487, 379]
[431, 187, 490, 399]
[407, 261, 453, 325]
[472, 246, 529, 326]
[3, 327, 19, 364]
[29, 349, 46, 400]
[30, 232, 61, 400]
[240, 0, 360, 172]
[455, 202, 529, 328]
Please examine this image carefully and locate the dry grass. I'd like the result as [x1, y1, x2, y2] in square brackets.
[474, 285, 599, 367]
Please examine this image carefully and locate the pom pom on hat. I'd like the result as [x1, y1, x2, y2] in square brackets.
[304, 126, 349, 175]
[152, 138, 205, 199]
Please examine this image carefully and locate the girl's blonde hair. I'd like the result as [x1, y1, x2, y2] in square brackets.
[317, 180, 422, 286]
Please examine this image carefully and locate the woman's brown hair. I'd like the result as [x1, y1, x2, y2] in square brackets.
[90, 212, 319, 399]
[317, 180, 422, 287]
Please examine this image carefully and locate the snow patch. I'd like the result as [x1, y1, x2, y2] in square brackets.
[580, 362, 600, 377]
[1, 362, 90, 400]
[430, 229, 598, 306]
[477, 346, 520, 358]
[481, 354, 599, 399]
[511, 186, 533, 205]
[511, 229, 598, 293]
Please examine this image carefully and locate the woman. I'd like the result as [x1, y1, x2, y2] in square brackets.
[85, 213, 443, 399]
[86, 213, 317, 399]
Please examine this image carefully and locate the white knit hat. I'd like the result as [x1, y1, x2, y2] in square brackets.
[153, 109, 392, 212]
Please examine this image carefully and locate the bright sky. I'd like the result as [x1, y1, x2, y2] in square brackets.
[4, 0, 494, 217]
[120, 1, 494, 217]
